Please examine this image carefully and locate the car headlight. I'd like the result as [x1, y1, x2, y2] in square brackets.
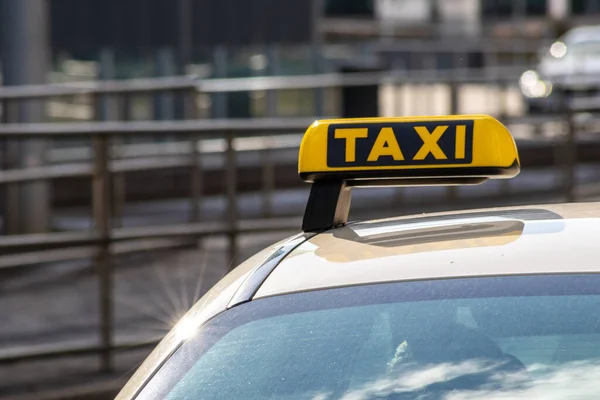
[519, 70, 553, 98]
[550, 41, 567, 58]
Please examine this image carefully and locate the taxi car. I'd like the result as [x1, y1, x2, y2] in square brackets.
[117, 114, 600, 399]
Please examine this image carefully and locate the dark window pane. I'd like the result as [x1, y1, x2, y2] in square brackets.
[572, 0, 600, 14]
[482, 0, 547, 17]
[325, 0, 374, 17]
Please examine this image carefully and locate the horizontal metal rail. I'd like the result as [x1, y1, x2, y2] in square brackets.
[199, 67, 525, 93]
[0, 230, 102, 249]
[48, 134, 303, 163]
[0, 336, 160, 364]
[371, 38, 553, 53]
[0, 238, 197, 270]
[0, 117, 316, 138]
[0, 66, 525, 101]
[0, 113, 587, 185]
[0, 76, 198, 100]
[319, 16, 557, 44]
[0, 163, 93, 184]
[0, 217, 302, 267]
[42, 113, 577, 166]
[1, 379, 128, 400]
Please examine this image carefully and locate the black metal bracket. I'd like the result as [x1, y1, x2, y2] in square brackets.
[299, 159, 521, 233]
[302, 180, 352, 233]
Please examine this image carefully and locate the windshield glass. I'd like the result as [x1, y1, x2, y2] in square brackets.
[566, 40, 600, 54]
[136, 274, 600, 399]
[558, 28, 600, 56]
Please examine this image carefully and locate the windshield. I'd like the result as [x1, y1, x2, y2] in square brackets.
[552, 28, 600, 58]
[564, 40, 600, 54]
[136, 274, 600, 399]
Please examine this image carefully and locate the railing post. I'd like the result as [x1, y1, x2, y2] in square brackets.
[122, 92, 132, 121]
[186, 88, 202, 225]
[190, 131, 202, 224]
[154, 48, 176, 122]
[311, 0, 325, 118]
[564, 106, 576, 202]
[112, 116, 126, 229]
[261, 46, 278, 217]
[98, 49, 124, 230]
[500, 78, 511, 120]
[92, 93, 114, 373]
[392, 74, 405, 203]
[0, 100, 7, 235]
[1, 0, 50, 234]
[112, 91, 133, 228]
[311, 56, 325, 116]
[498, 76, 512, 196]
[213, 46, 228, 119]
[94, 85, 115, 373]
[261, 136, 275, 218]
[446, 78, 459, 203]
[3, 101, 21, 235]
[226, 131, 239, 271]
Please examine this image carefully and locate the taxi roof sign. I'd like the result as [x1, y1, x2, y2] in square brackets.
[299, 114, 520, 232]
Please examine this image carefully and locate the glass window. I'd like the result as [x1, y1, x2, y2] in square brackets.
[527, 0, 547, 15]
[482, 0, 547, 18]
[572, 0, 600, 14]
[137, 274, 600, 399]
[324, 0, 374, 17]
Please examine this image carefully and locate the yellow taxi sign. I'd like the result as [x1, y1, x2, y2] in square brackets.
[299, 114, 520, 232]
[298, 114, 519, 184]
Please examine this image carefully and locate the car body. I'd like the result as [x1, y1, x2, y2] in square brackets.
[116, 115, 600, 399]
[520, 25, 600, 113]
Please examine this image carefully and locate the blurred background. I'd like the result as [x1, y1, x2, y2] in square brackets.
[1, 0, 600, 398]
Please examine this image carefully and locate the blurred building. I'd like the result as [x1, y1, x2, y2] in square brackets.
[49, 0, 313, 58]
[2, 0, 600, 120]
[0, 1, 595, 80]
[0, 1, 596, 67]
[325, 0, 599, 37]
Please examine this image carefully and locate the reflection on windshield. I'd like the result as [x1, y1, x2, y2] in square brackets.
[338, 359, 600, 399]
[136, 275, 600, 400]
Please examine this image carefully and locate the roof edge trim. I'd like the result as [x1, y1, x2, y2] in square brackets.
[227, 232, 316, 308]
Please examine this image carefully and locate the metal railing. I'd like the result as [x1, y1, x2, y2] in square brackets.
[0, 67, 598, 381]
[0, 120, 314, 374]
[0, 73, 311, 376]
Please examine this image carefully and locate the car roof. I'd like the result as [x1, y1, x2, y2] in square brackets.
[563, 25, 600, 43]
[254, 201, 600, 299]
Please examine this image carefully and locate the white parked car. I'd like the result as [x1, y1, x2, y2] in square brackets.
[520, 25, 600, 113]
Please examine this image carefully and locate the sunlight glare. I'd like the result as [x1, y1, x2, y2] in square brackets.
[175, 316, 200, 341]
